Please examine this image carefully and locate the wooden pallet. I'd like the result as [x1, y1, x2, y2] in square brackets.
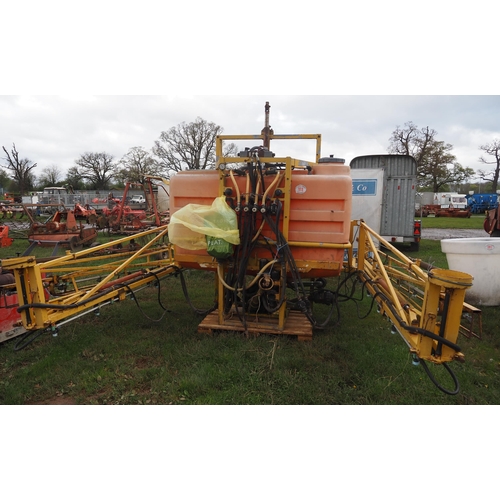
[197, 309, 313, 341]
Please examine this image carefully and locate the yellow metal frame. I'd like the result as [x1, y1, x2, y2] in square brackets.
[2, 227, 178, 332]
[348, 220, 473, 364]
[216, 133, 322, 164]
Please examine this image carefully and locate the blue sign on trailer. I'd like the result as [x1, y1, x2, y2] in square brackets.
[352, 179, 378, 196]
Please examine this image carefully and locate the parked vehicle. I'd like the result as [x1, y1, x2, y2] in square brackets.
[130, 195, 146, 204]
[466, 193, 498, 214]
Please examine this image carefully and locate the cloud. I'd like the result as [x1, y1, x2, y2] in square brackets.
[1, 96, 499, 183]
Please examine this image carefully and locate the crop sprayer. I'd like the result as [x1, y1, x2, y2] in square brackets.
[0, 107, 479, 396]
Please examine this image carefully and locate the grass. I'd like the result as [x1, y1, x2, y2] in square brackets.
[1, 224, 500, 405]
[408, 238, 449, 269]
[420, 213, 486, 229]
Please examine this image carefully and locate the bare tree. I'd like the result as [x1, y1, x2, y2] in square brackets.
[117, 146, 164, 184]
[152, 117, 235, 178]
[388, 122, 473, 191]
[222, 142, 239, 157]
[478, 139, 500, 193]
[1, 143, 38, 195]
[73, 152, 119, 190]
[388, 121, 437, 168]
[38, 165, 63, 188]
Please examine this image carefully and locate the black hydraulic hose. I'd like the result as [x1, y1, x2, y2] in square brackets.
[363, 273, 462, 353]
[178, 270, 217, 316]
[352, 271, 462, 396]
[436, 290, 451, 357]
[18, 274, 32, 326]
[278, 245, 312, 318]
[222, 208, 244, 314]
[17, 266, 180, 313]
[403, 323, 461, 352]
[14, 328, 46, 351]
[335, 271, 377, 319]
[306, 291, 341, 330]
[122, 283, 170, 323]
[248, 162, 257, 199]
[419, 358, 460, 396]
[262, 201, 311, 310]
[335, 270, 362, 302]
[256, 205, 288, 313]
[229, 208, 257, 328]
[14, 268, 183, 350]
[356, 272, 462, 396]
[257, 161, 266, 203]
[151, 273, 169, 311]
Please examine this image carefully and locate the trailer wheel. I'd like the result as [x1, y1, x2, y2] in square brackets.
[409, 241, 420, 252]
[69, 236, 83, 252]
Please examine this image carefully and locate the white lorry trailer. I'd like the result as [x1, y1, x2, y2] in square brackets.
[350, 154, 421, 251]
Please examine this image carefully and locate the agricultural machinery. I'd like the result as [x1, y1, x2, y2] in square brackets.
[0, 225, 13, 247]
[0, 110, 478, 395]
[467, 193, 499, 214]
[26, 208, 98, 253]
[93, 179, 169, 233]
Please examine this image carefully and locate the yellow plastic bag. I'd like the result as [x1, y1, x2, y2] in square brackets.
[168, 196, 240, 252]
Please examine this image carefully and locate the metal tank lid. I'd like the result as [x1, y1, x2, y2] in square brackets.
[318, 155, 345, 163]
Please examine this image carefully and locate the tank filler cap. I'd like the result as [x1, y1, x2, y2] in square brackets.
[318, 155, 345, 163]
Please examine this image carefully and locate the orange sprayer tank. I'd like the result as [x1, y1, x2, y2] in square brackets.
[169, 158, 352, 277]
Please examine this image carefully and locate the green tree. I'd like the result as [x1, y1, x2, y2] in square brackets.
[152, 117, 237, 178]
[1, 144, 37, 195]
[421, 141, 475, 192]
[73, 152, 118, 190]
[65, 166, 87, 190]
[0, 168, 13, 194]
[388, 122, 474, 191]
[478, 139, 500, 193]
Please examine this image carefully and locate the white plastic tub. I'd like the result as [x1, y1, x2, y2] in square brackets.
[441, 238, 500, 306]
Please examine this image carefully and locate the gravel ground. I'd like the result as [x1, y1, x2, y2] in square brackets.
[421, 228, 489, 240]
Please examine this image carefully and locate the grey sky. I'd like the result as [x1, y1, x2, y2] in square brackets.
[1, 95, 499, 183]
